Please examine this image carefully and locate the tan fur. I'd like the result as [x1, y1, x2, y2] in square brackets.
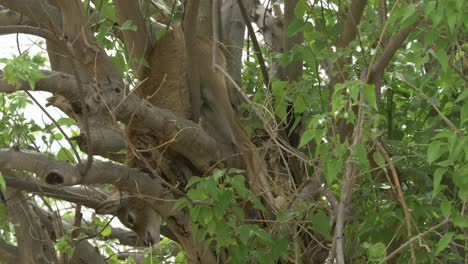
[138, 28, 192, 119]
[128, 26, 275, 214]
[96, 191, 160, 246]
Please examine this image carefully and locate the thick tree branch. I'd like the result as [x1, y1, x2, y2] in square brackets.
[0, 69, 78, 95]
[0, 8, 33, 26]
[1, 178, 58, 263]
[29, 202, 107, 264]
[183, 0, 201, 120]
[3, 173, 178, 243]
[3, 174, 106, 208]
[370, 17, 423, 82]
[0, 148, 216, 262]
[0, 72, 228, 170]
[329, 0, 367, 90]
[284, 0, 303, 83]
[221, 0, 253, 107]
[0, 25, 57, 40]
[0, 239, 19, 264]
[336, 0, 368, 49]
[54, 0, 122, 82]
[0, 0, 62, 32]
[0, 70, 126, 157]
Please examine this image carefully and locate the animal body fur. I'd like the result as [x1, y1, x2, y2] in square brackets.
[123, 24, 276, 245]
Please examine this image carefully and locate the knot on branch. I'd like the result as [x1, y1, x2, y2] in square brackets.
[45, 171, 64, 185]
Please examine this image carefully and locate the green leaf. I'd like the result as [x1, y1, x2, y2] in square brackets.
[435, 49, 449, 72]
[288, 19, 306, 37]
[361, 84, 377, 110]
[120, 20, 137, 31]
[452, 215, 468, 228]
[237, 225, 252, 246]
[93, 0, 116, 21]
[373, 151, 386, 170]
[435, 232, 453, 255]
[299, 129, 315, 148]
[294, 0, 307, 18]
[440, 200, 451, 217]
[173, 197, 189, 210]
[350, 144, 370, 170]
[432, 168, 447, 198]
[0, 173, 6, 190]
[367, 242, 386, 261]
[57, 118, 77, 126]
[186, 176, 203, 188]
[310, 212, 331, 240]
[101, 225, 112, 236]
[229, 175, 248, 199]
[400, 4, 420, 29]
[57, 148, 76, 163]
[460, 101, 468, 127]
[325, 159, 342, 185]
[427, 140, 445, 164]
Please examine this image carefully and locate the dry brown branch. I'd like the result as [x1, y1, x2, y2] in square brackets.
[378, 219, 451, 264]
[374, 139, 416, 262]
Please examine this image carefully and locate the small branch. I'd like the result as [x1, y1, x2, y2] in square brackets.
[378, 219, 451, 264]
[1, 175, 58, 263]
[400, 78, 462, 137]
[212, 0, 219, 67]
[334, 70, 368, 264]
[237, 0, 271, 91]
[70, 59, 93, 176]
[113, 0, 151, 78]
[25, 90, 83, 165]
[374, 139, 416, 262]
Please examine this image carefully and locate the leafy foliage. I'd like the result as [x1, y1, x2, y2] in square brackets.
[176, 169, 290, 263]
[0, 0, 466, 262]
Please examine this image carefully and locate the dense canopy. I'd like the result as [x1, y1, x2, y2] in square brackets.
[0, 0, 466, 263]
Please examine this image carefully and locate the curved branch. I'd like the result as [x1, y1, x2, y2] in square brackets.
[28, 202, 107, 264]
[371, 17, 423, 81]
[0, 25, 58, 41]
[0, 70, 228, 172]
[3, 174, 105, 208]
[4, 173, 179, 244]
[1, 177, 58, 263]
[329, 0, 368, 90]
[0, 239, 19, 264]
[0, 9, 34, 27]
[0, 70, 79, 96]
[336, 0, 368, 49]
[0, 148, 216, 262]
[237, 0, 271, 91]
[0, 0, 62, 32]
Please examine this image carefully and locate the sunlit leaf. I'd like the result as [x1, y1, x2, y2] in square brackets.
[435, 232, 453, 255]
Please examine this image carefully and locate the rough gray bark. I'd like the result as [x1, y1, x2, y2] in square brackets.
[1, 173, 58, 263]
[221, 0, 253, 108]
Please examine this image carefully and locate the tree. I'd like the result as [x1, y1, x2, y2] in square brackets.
[0, 0, 466, 263]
